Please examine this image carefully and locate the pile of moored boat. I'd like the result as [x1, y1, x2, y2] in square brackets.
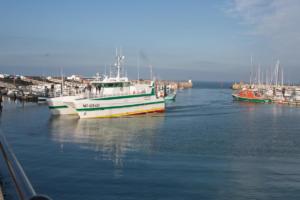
[232, 85, 300, 106]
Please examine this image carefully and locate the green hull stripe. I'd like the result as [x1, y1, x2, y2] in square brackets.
[49, 105, 68, 109]
[77, 100, 165, 112]
[90, 88, 155, 100]
[232, 95, 271, 103]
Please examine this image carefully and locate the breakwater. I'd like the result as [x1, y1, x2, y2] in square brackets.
[131, 79, 193, 90]
[0, 75, 192, 102]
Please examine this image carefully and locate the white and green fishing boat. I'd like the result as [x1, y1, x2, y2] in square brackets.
[74, 51, 165, 119]
[47, 70, 102, 115]
[47, 76, 85, 115]
[47, 95, 79, 115]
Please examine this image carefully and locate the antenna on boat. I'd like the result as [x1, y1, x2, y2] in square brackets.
[114, 47, 125, 80]
[109, 63, 112, 78]
[149, 64, 153, 81]
[137, 50, 140, 82]
[121, 47, 125, 78]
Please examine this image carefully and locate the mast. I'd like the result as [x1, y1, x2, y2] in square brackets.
[281, 67, 284, 87]
[116, 48, 120, 79]
[116, 48, 121, 80]
[137, 53, 140, 81]
[275, 60, 280, 87]
[60, 67, 64, 96]
[114, 48, 125, 80]
[258, 64, 260, 86]
[277, 60, 280, 87]
[250, 71, 252, 86]
[266, 69, 268, 86]
[13, 72, 16, 86]
[250, 55, 253, 85]
[110, 63, 112, 78]
[149, 64, 153, 80]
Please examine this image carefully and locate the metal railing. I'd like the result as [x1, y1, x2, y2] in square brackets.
[0, 134, 51, 200]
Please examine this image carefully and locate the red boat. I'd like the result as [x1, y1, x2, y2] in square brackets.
[232, 89, 271, 103]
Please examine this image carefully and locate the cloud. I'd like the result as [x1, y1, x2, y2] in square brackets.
[228, 0, 271, 25]
[227, 0, 300, 63]
[228, 0, 300, 34]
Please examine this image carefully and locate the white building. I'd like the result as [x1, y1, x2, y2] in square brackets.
[0, 73, 9, 78]
[67, 75, 82, 81]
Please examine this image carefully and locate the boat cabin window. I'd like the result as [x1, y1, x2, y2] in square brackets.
[92, 82, 130, 88]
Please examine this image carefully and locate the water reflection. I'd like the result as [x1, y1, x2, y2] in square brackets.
[3, 96, 25, 107]
[49, 114, 165, 167]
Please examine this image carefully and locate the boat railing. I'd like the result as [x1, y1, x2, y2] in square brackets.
[0, 134, 51, 200]
[83, 89, 150, 99]
[47, 87, 152, 99]
[49, 89, 86, 98]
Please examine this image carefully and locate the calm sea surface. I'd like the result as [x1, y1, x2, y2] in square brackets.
[1, 84, 300, 200]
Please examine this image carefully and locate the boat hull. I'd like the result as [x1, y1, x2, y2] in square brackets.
[47, 96, 78, 115]
[232, 94, 271, 103]
[165, 93, 176, 101]
[75, 96, 165, 119]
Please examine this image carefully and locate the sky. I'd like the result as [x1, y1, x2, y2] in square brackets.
[0, 0, 300, 81]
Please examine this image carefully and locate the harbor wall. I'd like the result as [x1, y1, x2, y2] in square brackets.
[0, 76, 192, 101]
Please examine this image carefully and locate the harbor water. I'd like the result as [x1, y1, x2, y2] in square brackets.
[1, 83, 300, 200]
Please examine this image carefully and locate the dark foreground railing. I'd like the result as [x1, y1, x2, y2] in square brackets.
[0, 134, 51, 200]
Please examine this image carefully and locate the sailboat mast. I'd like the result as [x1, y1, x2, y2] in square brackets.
[266, 69, 268, 86]
[275, 60, 280, 87]
[150, 64, 153, 80]
[281, 67, 284, 86]
[250, 56, 253, 85]
[137, 52, 140, 81]
[116, 48, 121, 80]
[258, 65, 260, 86]
[60, 68, 64, 96]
